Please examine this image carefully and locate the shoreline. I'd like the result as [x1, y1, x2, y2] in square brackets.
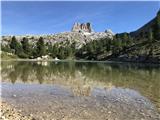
[1, 58, 160, 65]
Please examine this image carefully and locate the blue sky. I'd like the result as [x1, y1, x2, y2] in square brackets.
[2, 1, 160, 35]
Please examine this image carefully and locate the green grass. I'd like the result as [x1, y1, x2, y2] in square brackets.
[1, 51, 18, 60]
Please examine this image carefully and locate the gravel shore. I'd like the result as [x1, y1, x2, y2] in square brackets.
[1, 99, 160, 120]
[0, 101, 33, 120]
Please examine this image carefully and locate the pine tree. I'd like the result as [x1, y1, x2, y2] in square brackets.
[156, 10, 160, 40]
[10, 36, 22, 55]
[52, 44, 58, 58]
[46, 42, 52, 54]
[21, 37, 30, 55]
[36, 37, 46, 57]
[10, 36, 18, 50]
[153, 10, 160, 40]
[149, 29, 153, 42]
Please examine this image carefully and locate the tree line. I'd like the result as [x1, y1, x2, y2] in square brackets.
[1, 30, 158, 60]
[1, 33, 137, 60]
[2, 36, 76, 59]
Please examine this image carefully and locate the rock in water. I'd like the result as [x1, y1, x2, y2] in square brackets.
[72, 22, 93, 33]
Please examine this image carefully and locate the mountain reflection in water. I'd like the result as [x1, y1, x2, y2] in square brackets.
[1, 61, 160, 111]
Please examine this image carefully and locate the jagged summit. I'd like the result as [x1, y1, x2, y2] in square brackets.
[71, 22, 93, 33]
[2, 22, 114, 50]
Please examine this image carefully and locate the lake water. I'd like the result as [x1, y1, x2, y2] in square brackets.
[1, 61, 160, 119]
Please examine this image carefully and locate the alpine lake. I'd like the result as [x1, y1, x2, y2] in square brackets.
[1, 60, 160, 120]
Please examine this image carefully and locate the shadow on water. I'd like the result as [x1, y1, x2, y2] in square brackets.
[1, 61, 160, 111]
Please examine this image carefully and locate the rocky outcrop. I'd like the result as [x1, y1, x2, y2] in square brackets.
[2, 34, 114, 51]
[72, 22, 93, 33]
[2, 31, 114, 50]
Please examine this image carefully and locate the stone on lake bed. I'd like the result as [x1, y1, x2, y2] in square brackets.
[12, 94, 16, 97]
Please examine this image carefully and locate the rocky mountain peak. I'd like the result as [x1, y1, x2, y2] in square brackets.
[71, 22, 93, 33]
[105, 29, 114, 35]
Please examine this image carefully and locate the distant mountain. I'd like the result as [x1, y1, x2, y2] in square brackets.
[1, 22, 114, 49]
[1, 11, 160, 63]
[111, 10, 160, 63]
[76, 10, 160, 63]
[130, 10, 160, 40]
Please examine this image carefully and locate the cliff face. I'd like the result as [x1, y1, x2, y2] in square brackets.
[72, 22, 93, 33]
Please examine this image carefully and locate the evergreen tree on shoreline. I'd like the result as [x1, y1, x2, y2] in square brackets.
[36, 37, 46, 57]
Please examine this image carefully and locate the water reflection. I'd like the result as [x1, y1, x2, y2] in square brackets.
[1, 61, 160, 110]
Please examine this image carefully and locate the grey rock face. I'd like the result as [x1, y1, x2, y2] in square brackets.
[1, 22, 114, 49]
[1, 32, 114, 50]
[72, 22, 93, 33]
